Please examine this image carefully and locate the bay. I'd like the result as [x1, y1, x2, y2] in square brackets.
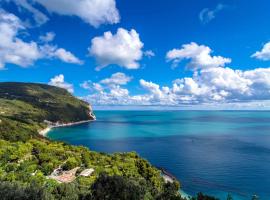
[48, 111, 270, 200]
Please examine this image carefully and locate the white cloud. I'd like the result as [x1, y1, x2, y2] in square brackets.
[49, 74, 74, 93]
[0, 9, 41, 69]
[252, 42, 270, 61]
[80, 80, 92, 90]
[5, 0, 120, 27]
[40, 44, 83, 65]
[89, 28, 144, 70]
[82, 67, 270, 106]
[110, 85, 129, 97]
[54, 48, 83, 64]
[166, 42, 231, 70]
[33, 0, 120, 27]
[170, 67, 270, 103]
[39, 32, 55, 43]
[80, 72, 131, 93]
[9, 0, 49, 26]
[144, 50, 155, 58]
[140, 79, 163, 98]
[100, 72, 132, 86]
[82, 43, 270, 107]
[80, 80, 104, 91]
[199, 4, 227, 24]
[0, 10, 82, 69]
[40, 45, 83, 64]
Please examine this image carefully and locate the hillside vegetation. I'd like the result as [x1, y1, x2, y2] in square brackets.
[0, 82, 93, 141]
[0, 139, 183, 200]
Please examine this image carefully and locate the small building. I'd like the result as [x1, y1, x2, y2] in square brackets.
[49, 167, 79, 183]
[80, 168, 94, 177]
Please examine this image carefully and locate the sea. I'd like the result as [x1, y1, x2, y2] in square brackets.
[47, 111, 270, 200]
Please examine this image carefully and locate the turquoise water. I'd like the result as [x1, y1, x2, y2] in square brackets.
[48, 111, 270, 200]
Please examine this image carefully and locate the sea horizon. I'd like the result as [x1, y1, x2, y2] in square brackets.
[92, 106, 270, 111]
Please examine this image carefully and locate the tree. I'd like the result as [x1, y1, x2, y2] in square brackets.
[52, 183, 79, 200]
[62, 157, 79, 170]
[90, 173, 147, 200]
[156, 182, 182, 200]
[0, 181, 53, 200]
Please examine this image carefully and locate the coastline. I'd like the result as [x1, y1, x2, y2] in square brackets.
[38, 119, 95, 136]
[38, 113, 188, 198]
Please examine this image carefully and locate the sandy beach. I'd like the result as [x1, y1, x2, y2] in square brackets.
[38, 119, 95, 136]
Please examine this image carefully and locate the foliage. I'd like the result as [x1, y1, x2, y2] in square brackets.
[90, 173, 147, 200]
[156, 182, 183, 200]
[0, 181, 54, 200]
[62, 157, 81, 170]
[0, 138, 182, 199]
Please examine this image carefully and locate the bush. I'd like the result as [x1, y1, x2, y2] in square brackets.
[62, 157, 80, 170]
[0, 181, 53, 200]
[91, 173, 147, 200]
[52, 183, 80, 200]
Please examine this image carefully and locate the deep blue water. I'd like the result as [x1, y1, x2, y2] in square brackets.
[48, 111, 270, 200]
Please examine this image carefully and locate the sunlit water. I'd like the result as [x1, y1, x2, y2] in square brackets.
[48, 111, 270, 200]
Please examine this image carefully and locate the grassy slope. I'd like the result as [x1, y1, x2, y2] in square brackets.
[0, 82, 93, 141]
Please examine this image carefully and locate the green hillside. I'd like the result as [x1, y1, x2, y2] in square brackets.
[0, 82, 94, 142]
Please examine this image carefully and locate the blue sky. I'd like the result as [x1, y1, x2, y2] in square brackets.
[1, 0, 270, 109]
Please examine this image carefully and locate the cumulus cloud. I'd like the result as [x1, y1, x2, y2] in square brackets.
[89, 28, 144, 70]
[144, 50, 155, 58]
[82, 43, 270, 107]
[7, 0, 120, 27]
[0, 10, 82, 69]
[252, 42, 270, 61]
[100, 72, 132, 86]
[80, 42, 270, 107]
[83, 66, 270, 106]
[53, 48, 83, 64]
[40, 45, 83, 64]
[34, 0, 119, 27]
[166, 42, 231, 70]
[0, 9, 41, 69]
[8, 0, 49, 26]
[81, 72, 138, 105]
[39, 32, 55, 43]
[199, 4, 227, 24]
[82, 72, 130, 90]
[49, 74, 74, 93]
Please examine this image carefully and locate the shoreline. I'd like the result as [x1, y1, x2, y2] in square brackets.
[38, 114, 188, 198]
[38, 119, 95, 136]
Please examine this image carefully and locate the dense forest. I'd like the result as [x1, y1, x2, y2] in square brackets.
[0, 138, 184, 200]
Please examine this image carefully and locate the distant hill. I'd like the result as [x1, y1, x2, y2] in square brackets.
[0, 82, 94, 141]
